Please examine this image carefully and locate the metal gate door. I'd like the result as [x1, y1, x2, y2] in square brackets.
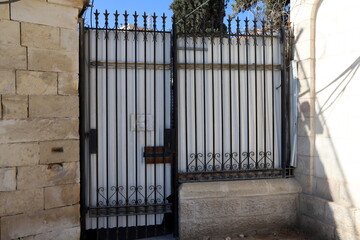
[81, 11, 175, 240]
[173, 17, 289, 181]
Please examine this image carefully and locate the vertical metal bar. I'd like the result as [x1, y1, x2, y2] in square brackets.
[236, 18, 241, 170]
[87, 22, 92, 233]
[262, 20, 267, 168]
[220, 23, 224, 170]
[123, 10, 129, 239]
[211, 18, 216, 171]
[152, 12, 158, 235]
[104, 11, 110, 239]
[153, 13, 158, 237]
[161, 13, 167, 235]
[133, 11, 139, 238]
[78, 17, 86, 240]
[171, 16, 179, 238]
[245, 18, 250, 169]
[227, 17, 233, 170]
[192, 17, 198, 171]
[280, 23, 287, 177]
[114, 11, 120, 239]
[142, 12, 148, 238]
[184, 18, 189, 172]
[253, 19, 258, 169]
[202, 19, 207, 171]
[271, 21, 275, 169]
[94, 10, 100, 239]
[286, 27, 291, 175]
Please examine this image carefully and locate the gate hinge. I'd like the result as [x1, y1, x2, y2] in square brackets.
[86, 129, 98, 154]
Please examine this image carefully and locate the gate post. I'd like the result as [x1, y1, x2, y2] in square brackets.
[171, 16, 179, 238]
[78, 16, 87, 240]
[280, 23, 290, 177]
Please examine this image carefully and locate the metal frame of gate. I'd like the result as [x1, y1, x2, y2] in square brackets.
[79, 11, 178, 240]
[79, 10, 293, 240]
[173, 17, 293, 182]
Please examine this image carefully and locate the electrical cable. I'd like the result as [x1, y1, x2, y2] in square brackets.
[0, 0, 20, 5]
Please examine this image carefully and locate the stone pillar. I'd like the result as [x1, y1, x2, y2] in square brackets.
[0, 1, 87, 239]
[291, 0, 319, 201]
[291, 0, 360, 239]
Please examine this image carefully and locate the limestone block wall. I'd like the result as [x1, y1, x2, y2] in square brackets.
[0, 1, 86, 239]
[291, 0, 360, 239]
[179, 179, 301, 240]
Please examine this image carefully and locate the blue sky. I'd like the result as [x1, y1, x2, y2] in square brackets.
[83, 0, 239, 29]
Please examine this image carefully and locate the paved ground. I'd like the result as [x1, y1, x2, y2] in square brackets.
[143, 229, 317, 240]
[208, 229, 317, 240]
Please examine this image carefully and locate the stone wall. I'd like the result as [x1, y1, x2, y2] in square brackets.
[179, 179, 301, 240]
[0, 1, 86, 239]
[291, 0, 360, 239]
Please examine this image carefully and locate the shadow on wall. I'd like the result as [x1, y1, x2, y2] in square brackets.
[294, 26, 360, 239]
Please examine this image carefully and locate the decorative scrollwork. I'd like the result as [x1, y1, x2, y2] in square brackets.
[97, 186, 129, 207]
[97, 187, 106, 207]
[259, 151, 273, 169]
[107, 186, 118, 205]
[188, 153, 204, 172]
[241, 151, 256, 169]
[96, 185, 169, 208]
[206, 152, 221, 171]
[114, 186, 127, 206]
[129, 186, 145, 205]
[224, 152, 239, 170]
[147, 185, 164, 204]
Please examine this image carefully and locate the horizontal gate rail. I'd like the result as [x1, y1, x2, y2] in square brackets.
[90, 61, 281, 71]
[89, 61, 171, 70]
[176, 63, 281, 71]
[89, 204, 172, 217]
[178, 168, 283, 183]
[85, 27, 171, 34]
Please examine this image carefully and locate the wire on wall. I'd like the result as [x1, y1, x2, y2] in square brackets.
[0, 0, 21, 4]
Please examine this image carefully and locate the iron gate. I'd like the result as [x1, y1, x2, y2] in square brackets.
[80, 9, 292, 240]
[174, 18, 289, 182]
[81, 11, 176, 240]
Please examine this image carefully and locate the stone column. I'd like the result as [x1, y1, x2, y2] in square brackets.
[291, 0, 360, 239]
[291, 0, 319, 200]
[0, 1, 87, 239]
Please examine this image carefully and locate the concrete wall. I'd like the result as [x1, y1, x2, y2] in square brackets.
[179, 179, 301, 240]
[0, 1, 86, 239]
[291, 0, 360, 239]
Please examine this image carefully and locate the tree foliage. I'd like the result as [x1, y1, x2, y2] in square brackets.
[231, 0, 290, 24]
[170, 0, 289, 32]
[170, 0, 229, 32]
